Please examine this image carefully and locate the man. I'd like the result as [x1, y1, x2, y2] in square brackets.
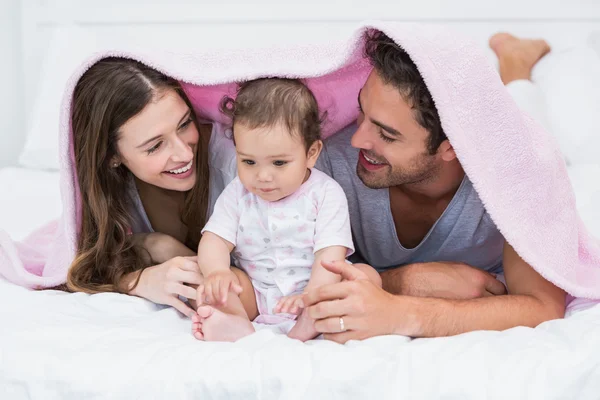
[305, 30, 566, 343]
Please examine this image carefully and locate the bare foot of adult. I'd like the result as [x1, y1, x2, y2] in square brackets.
[287, 310, 319, 342]
[489, 32, 551, 84]
[193, 305, 255, 342]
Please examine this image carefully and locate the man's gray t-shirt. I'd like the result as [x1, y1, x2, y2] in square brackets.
[315, 124, 504, 274]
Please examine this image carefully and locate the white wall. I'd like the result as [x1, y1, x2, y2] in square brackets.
[0, 0, 22, 168]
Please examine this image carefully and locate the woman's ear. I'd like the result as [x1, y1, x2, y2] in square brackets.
[110, 156, 122, 168]
[306, 140, 323, 168]
[437, 139, 457, 162]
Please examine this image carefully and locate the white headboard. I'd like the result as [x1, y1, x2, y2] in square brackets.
[20, 0, 600, 107]
[9, 0, 600, 168]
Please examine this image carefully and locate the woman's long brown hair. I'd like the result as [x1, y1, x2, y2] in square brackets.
[67, 57, 209, 294]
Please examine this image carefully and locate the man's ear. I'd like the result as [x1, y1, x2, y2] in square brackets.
[307, 140, 323, 168]
[437, 139, 457, 162]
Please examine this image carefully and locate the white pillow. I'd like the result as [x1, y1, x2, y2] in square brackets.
[18, 26, 97, 170]
[532, 42, 600, 166]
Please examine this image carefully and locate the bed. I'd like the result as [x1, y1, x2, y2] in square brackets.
[2, 1, 600, 398]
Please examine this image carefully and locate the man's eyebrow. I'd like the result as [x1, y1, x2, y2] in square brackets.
[136, 109, 191, 148]
[371, 119, 402, 137]
[358, 89, 402, 137]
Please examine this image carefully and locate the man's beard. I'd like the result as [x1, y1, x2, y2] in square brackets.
[357, 153, 439, 189]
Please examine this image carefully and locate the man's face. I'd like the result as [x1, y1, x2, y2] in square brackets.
[351, 70, 441, 189]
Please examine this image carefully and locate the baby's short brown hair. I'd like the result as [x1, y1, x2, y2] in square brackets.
[221, 78, 322, 151]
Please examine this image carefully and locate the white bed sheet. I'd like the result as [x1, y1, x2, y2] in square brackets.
[0, 276, 599, 400]
[1, 165, 600, 398]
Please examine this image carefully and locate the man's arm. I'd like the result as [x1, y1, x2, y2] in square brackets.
[303, 242, 566, 342]
[381, 261, 506, 299]
[404, 242, 566, 337]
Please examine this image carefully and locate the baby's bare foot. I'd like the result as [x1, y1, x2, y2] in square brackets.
[287, 310, 319, 342]
[194, 305, 255, 342]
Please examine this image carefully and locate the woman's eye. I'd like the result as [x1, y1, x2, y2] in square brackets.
[147, 141, 163, 154]
[179, 118, 193, 130]
[242, 160, 255, 165]
[273, 160, 287, 167]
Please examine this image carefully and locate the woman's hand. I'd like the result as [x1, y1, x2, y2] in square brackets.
[130, 256, 203, 318]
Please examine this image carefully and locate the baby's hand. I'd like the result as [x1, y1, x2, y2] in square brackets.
[197, 269, 242, 306]
[274, 294, 305, 315]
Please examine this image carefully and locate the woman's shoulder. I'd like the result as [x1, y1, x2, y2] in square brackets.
[205, 122, 238, 217]
[209, 123, 237, 178]
[208, 122, 236, 167]
[125, 175, 154, 234]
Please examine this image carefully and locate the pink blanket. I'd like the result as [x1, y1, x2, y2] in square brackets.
[1, 22, 599, 300]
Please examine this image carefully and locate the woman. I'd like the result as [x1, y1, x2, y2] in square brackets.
[68, 57, 257, 319]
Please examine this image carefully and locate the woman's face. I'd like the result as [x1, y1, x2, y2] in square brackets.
[115, 89, 199, 192]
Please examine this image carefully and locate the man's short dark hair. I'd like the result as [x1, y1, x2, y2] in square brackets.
[364, 30, 447, 154]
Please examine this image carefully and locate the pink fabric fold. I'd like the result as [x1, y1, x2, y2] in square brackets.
[1, 22, 599, 302]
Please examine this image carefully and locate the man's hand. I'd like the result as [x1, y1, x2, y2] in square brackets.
[303, 261, 405, 343]
[381, 261, 507, 299]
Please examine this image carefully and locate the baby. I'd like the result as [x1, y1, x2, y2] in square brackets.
[192, 78, 354, 342]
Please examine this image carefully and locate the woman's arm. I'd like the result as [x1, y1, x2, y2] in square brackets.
[130, 232, 195, 264]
